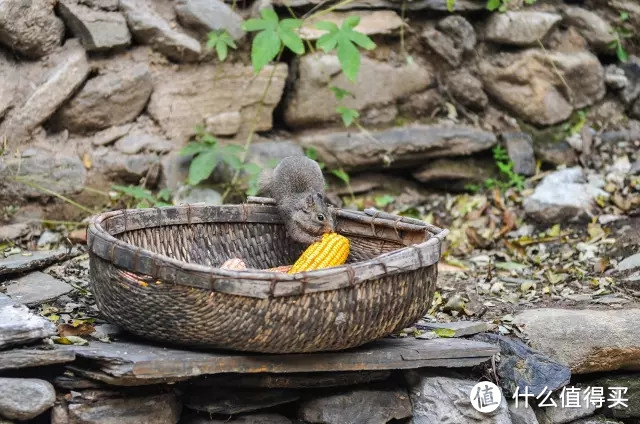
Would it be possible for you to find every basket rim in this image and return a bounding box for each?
[87,203,448,299]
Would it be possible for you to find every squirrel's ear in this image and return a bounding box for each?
[303,193,314,210]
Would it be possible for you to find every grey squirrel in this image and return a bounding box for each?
[258,156,335,245]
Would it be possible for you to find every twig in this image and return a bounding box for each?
[13,176,94,214]
[536,39,573,103]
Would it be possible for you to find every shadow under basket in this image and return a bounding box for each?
[87,199,448,353]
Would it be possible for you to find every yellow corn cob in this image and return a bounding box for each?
[288,233,350,274]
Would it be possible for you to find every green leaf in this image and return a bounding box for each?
[251,29,281,73]
[179,142,211,157]
[243,18,269,31]
[620,11,629,21]
[331,168,350,184]
[337,38,361,81]
[305,147,318,160]
[486,0,501,11]
[315,20,340,32]
[243,162,262,175]
[188,150,219,185]
[433,328,456,338]
[446,0,456,11]
[374,194,395,208]
[111,185,155,202]
[336,106,359,127]
[330,86,354,101]
[348,30,376,50]
[157,188,172,202]
[617,41,629,62]
[316,31,339,53]
[260,7,279,25]
[207,30,237,61]
[343,15,361,29]
[278,19,305,55]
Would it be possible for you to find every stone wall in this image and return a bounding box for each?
[0,0,639,217]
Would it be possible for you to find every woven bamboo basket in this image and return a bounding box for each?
[87,197,448,353]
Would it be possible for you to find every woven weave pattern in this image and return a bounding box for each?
[88,204,444,353]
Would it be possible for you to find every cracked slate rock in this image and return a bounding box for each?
[298,124,496,171]
[523,167,608,223]
[0,248,74,276]
[57,0,131,52]
[484,11,561,46]
[0,294,56,349]
[174,0,245,41]
[0,0,65,58]
[473,333,571,397]
[120,0,201,63]
[513,308,640,374]
[5,271,73,306]
[405,371,512,424]
[0,378,55,421]
[297,388,412,424]
[422,15,476,67]
[53,63,152,133]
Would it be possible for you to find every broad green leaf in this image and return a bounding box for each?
[337,38,361,81]
[206,32,220,48]
[343,15,360,29]
[157,188,172,202]
[188,150,219,185]
[349,30,376,50]
[486,0,501,11]
[216,42,228,61]
[315,20,339,32]
[316,32,338,52]
[336,106,359,127]
[305,147,318,160]
[278,19,305,55]
[223,154,243,170]
[251,29,281,73]
[243,163,262,175]
[179,142,210,157]
[331,168,350,184]
[221,144,245,155]
[617,41,629,62]
[111,185,155,201]
[260,7,279,25]
[243,18,269,31]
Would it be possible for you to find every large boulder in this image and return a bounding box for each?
[480,49,605,125]
[0,378,55,421]
[483,11,561,46]
[523,167,607,223]
[120,0,201,62]
[284,53,433,128]
[0,0,65,58]
[57,0,131,52]
[298,124,496,171]
[0,40,90,145]
[52,63,153,133]
[513,308,640,374]
[148,63,287,142]
[174,0,245,41]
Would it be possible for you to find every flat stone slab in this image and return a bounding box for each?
[0,348,75,371]
[0,248,74,276]
[0,294,56,349]
[60,337,498,385]
[5,271,73,306]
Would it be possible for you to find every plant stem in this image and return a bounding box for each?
[307,0,357,19]
[13,176,94,214]
[220,48,284,202]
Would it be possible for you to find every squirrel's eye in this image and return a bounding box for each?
[317,214,325,222]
